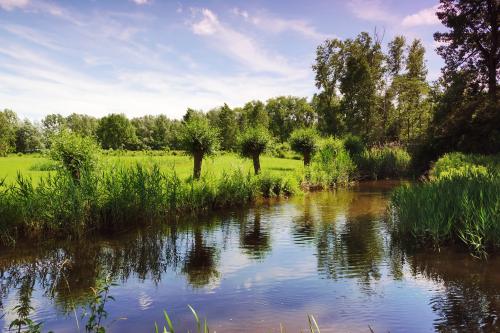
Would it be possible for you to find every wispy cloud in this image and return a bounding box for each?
[131,0,150,5]
[346,0,397,24]
[231,7,331,41]
[190,8,306,77]
[401,5,439,27]
[0,0,29,11]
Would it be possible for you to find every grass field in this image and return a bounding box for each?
[0,152,303,184]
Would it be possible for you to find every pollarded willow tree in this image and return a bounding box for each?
[179,117,220,180]
[289,128,319,166]
[238,126,271,175]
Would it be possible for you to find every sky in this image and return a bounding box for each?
[0,0,445,120]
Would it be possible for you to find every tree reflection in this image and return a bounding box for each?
[240,209,271,259]
[181,227,219,288]
[407,252,500,332]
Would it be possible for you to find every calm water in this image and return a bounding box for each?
[1,181,499,332]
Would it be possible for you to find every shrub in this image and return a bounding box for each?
[179,117,220,179]
[237,126,271,175]
[342,134,365,157]
[49,131,100,181]
[309,137,355,187]
[357,145,411,179]
[430,152,500,179]
[289,128,319,166]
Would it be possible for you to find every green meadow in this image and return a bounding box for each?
[0,152,303,184]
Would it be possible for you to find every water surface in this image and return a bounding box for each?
[1,181,499,332]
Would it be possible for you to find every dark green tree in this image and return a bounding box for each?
[0,109,18,156]
[96,114,137,150]
[265,96,316,142]
[207,104,238,151]
[15,120,43,153]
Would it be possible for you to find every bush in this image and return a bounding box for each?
[309,137,355,187]
[237,126,271,175]
[430,152,500,179]
[357,145,411,179]
[289,128,319,166]
[342,134,365,157]
[49,131,100,181]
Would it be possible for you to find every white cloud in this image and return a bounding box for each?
[346,0,397,23]
[131,0,150,5]
[0,0,29,11]
[401,5,439,27]
[190,8,306,76]
[232,7,331,41]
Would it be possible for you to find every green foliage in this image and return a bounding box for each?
[237,126,271,158]
[309,137,355,187]
[207,104,238,151]
[97,114,138,150]
[15,120,43,153]
[357,145,411,179]
[289,128,319,165]
[179,117,220,157]
[50,131,100,180]
[265,96,316,142]
[84,276,116,333]
[0,163,298,244]
[430,152,500,179]
[0,109,18,156]
[342,134,365,157]
[391,152,500,257]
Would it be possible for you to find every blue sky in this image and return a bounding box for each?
[0,0,444,120]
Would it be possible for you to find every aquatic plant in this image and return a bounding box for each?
[390,153,500,257]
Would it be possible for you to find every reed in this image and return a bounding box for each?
[0,164,297,244]
[390,153,500,257]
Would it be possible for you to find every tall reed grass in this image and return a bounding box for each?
[390,153,500,257]
[0,165,298,245]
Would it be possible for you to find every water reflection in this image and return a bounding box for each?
[0,182,499,332]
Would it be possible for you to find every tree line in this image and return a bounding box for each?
[1,0,497,167]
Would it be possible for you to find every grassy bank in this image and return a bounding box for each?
[0,164,298,245]
[390,153,500,257]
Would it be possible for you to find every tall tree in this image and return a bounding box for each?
[96,114,137,150]
[239,100,269,130]
[0,109,18,156]
[434,0,499,103]
[207,104,238,151]
[265,96,316,142]
[66,113,98,138]
[15,120,43,153]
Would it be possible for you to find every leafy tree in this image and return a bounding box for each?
[289,128,319,166]
[66,113,98,138]
[42,113,66,147]
[0,109,18,156]
[387,36,406,76]
[265,96,316,142]
[207,104,238,151]
[340,32,385,142]
[50,130,99,181]
[238,126,271,175]
[239,100,269,130]
[15,120,43,153]
[183,108,205,122]
[131,115,156,149]
[179,117,220,179]
[434,0,499,104]
[96,114,137,150]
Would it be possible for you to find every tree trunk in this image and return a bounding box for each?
[303,151,311,167]
[193,152,203,180]
[252,153,261,175]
